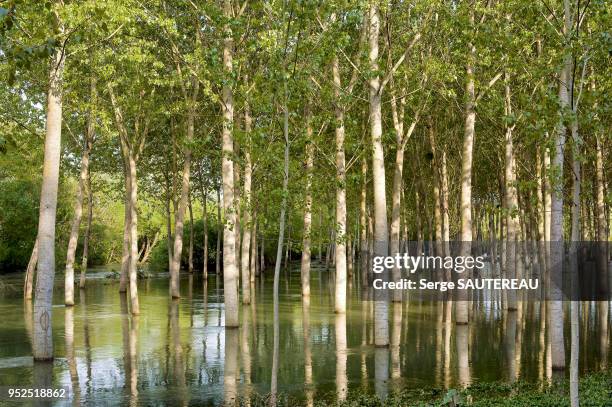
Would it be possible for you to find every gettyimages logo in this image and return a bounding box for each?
[362,240,611,301]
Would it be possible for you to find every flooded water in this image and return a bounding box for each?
[0,264,610,406]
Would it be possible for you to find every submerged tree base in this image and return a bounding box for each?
[235,370,612,407]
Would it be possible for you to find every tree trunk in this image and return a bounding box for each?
[550,0,572,369]
[201,185,209,279]
[64,75,95,305]
[120,160,131,292]
[170,78,199,298]
[221,0,239,327]
[457,17,476,324]
[24,238,38,300]
[301,106,314,297]
[188,193,194,273]
[33,45,65,361]
[127,154,140,315]
[216,186,222,275]
[250,211,257,283]
[165,172,173,272]
[241,103,253,305]
[79,174,93,289]
[332,54,348,314]
[368,2,390,347]
[569,119,580,407]
[504,75,518,311]
[359,158,368,285]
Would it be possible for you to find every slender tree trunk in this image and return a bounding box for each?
[79,174,93,289]
[550,0,572,369]
[569,119,580,407]
[332,54,348,314]
[127,154,140,315]
[457,14,476,324]
[359,158,368,285]
[201,186,209,279]
[301,106,314,297]
[221,0,239,327]
[120,156,131,293]
[241,102,253,305]
[188,193,194,273]
[595,135,608,297]
[216,186,222,275]
[504,74,518,312]
[170,79,199,298]
[33,45,65,360]
[24,238,38,300]
[165,172,173,272]
[64,75,95,305]
[368,2,390,347]
[250,210,257,283]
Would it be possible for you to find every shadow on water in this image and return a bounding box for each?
[0,264,610,405]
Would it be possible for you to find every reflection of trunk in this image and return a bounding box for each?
[456,324,471,387]
[368,2,389,347]
[303,296,313,407]
[24,238,38,300]
[241,102,253,305]
[332,54,347,314]
[221,0,238,327]
[444,300,452,387]
[65,308,80,400]
[300,107,314,297]
[241,300,252,400]
[79,175,93,289]
[65,79,94,306]
[169,299,188,405]
[504,311,517,382]
[223,328,238,406]
[391,302,402,379]
[33,43,65,361]
[374,347,389,399]
[128,315,139,406]
[335,313,348,401]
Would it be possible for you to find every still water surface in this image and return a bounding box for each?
[0,265,610,406]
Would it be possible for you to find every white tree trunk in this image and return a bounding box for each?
[368,2,389,347]
[24,238,38,300]
[332,54,347,314]
[64,119,92,306]
[241,102,252,305]
[79,173,93,289]
[221,0,239,327]
[300,107,314,297]
[33,46,65,360]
